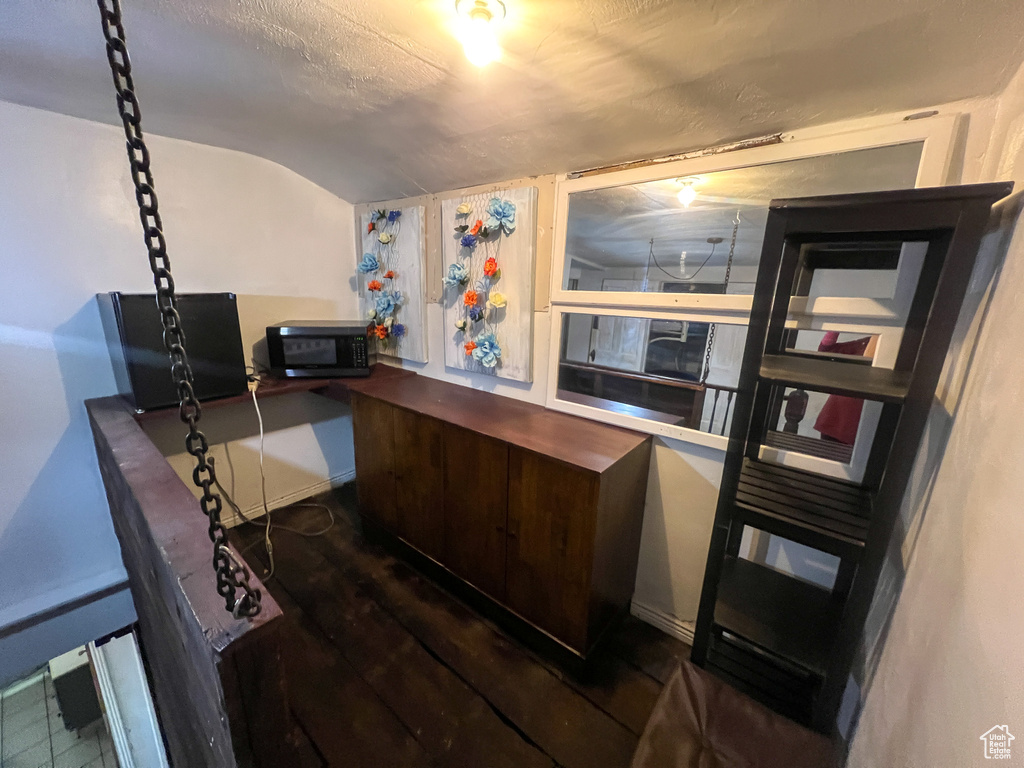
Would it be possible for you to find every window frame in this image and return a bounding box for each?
[548,115,958,314]
[546,305,907,460]
[545,114,959,455]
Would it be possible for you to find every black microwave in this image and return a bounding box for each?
[266,321,370,378]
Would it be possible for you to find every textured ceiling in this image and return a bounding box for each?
[1,0,1023,203]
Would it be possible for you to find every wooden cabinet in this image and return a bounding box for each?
[349,372,652,659]
[350,392,397,531]
[393,407,445,561]
[443,424,509,600]
[507,449,597,650]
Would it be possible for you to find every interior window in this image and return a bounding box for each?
[561,142,924,296]
[557,311,746,435]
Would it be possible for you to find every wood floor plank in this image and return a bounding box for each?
[541,649,663,737]
[243,526,555,768]
[605,615,691,685]
[296,508,641,768]
[320,488,666,734]
[228,487,687,768]
[283,615,433,768]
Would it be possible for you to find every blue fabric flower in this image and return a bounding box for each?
[468,306,484,322]
[443,262,469,287]
[375,290,402,317]
[485,198,516,235]
[461,233,478,248]
[357,253,379,273]
[387,209,402,223]
[392,323,406,338]
[472,332,502,369]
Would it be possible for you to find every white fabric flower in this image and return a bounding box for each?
[456,202,472,215]
[487,291,508,309]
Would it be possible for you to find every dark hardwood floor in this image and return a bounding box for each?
[228,485,690,768]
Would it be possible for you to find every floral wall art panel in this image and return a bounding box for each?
[441,187,537,382]
[356,204,428,363]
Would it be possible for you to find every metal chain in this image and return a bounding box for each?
[700,211,740,386]
[96,0,261,619]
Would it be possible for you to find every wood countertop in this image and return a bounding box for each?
[347,369,650,474]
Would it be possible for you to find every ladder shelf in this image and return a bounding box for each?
[691,182,1013,738]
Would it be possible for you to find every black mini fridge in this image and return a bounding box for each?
[97,292,249,412]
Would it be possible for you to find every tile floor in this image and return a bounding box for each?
[1,670,117,768]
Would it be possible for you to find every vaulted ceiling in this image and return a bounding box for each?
[2,0,1023,203]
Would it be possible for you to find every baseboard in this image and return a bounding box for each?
[221,469,356,528]
[630,600,695,646]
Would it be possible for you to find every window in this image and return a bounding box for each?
[547,115,958,452]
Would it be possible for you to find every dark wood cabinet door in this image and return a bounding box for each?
[393,408,445,561]
[351,393,397,531]
[442,424,509,600]
[506,447,599,651]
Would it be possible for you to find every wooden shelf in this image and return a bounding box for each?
[764,431,854,463]
[705,631,819,724]
[713,556,840,678]
[734,459,870,559]
[759,354,911,403]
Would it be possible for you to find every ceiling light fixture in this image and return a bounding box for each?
[676,177,700,207]
[456,0,506,67]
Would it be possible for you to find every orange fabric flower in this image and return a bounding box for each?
[483,257,498,277]
[374,324,388,339]
[367,221,375,234]
[470,219,483,236]
[384,270,395,279]
[464,341,477,355]
[463,290,479,306]
[367,279,383,291]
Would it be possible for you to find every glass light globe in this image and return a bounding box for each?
[677,184,697,207]
[462,14,501,66]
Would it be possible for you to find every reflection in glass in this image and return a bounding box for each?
[563,142,924,295]
[557,312,746,434]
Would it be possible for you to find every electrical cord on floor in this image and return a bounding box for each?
[208,368,335,580]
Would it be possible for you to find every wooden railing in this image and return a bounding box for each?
[87,395,300,768]
[702,383,739,436]
[86,364,413,767]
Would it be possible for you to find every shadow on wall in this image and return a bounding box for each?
[142,392,355,505]
[0,299,124,617]
[846,196,1024,734]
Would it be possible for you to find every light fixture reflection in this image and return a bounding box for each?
[676,178,699,207]
[456,0,505,67]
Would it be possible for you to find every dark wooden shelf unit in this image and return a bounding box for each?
[704,630,821,724]
[759,354,911,402]
[691,182,1013,738]
[348,372,653,661]
[763,430,854,463]
[734,459,870,558]
[714,555,839,677]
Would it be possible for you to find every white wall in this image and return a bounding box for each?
[0,101,357,677]
[848,65,1024,767]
